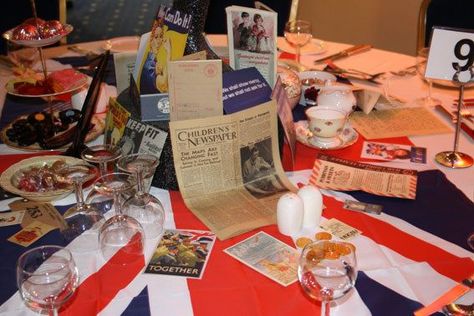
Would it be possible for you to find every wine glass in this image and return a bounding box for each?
[16,246,79,315]
[468,232,474,250]
[93,173,145,263]
[57,164,104,242]
[298,240,357,316]
[81,145,122,176]
[117,154,165,239]
[415,47,441,107]
[284,20,312,63]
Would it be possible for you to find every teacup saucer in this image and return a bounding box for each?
[295,120,359,150]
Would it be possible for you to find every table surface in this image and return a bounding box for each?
[0,35,472,316]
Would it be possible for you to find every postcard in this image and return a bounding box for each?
[145,229,216,279]
[226,6,277,87]
[361,141,427,164]
[134,5,191,95]
[104,98,131,146]
[168,59,223,121]
[0,210,25,227]
[224,231,298,286]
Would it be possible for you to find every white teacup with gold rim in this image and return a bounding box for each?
[305,105,348,148]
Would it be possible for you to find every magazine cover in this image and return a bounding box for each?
[118,117,168,157]
[104,98,131,146]
[225,6,277,87]
[135,5,191,95]
[145,229,216,279]
[224,231,298,286]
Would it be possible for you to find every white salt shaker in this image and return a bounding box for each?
[297,185,323,228]
[277,193,304,236]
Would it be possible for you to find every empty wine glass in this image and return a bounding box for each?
[298,240,357,316]
[17,246,79,316]
[81,145,122,176]
[94,173,145,263]
[284,20,312,63]
[416,47,441,107]
[57,164,104,242]
[117,154,165,239]
[468,232,474,250]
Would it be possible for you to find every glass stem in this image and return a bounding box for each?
[136,169,144,195]
[50,308,58,316]
[99,162,108,176]
[74,180,85,210]
[114,192,122,215]
[320,300,330,316]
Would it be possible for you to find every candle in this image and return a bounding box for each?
[276,193,304,236]
[297,185,323,228]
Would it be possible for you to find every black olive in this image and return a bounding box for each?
[6,128,17,139]
[16,133,37,146]
[59,109,81,124]
[12,119,28,131]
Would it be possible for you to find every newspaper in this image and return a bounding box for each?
[349,107,451,139]
[169,100,296,240]
[309,154,418,199]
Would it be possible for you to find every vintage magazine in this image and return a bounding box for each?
[224,231,298,286]
[361,141,427,164]
[135,5,191,95]
[104,98,131,146]
[349,107,451,139]
[169,100,296,240]
[118,117,168,157]
[145,229,216,279]
[309,154,418,199]
[225,6,277,87]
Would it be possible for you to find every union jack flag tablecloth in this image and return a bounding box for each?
[0,137,473,315]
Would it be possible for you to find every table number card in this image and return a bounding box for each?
[425,27,474,84]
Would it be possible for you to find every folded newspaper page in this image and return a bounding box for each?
[309,154,418,199]
[169,100,296,240]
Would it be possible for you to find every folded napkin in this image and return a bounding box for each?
[347,169,474,251]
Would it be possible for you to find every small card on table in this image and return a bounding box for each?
[361,141,427,164]
[224,231,298,287]
[9,200,67,230]
[0,210,25,227]
[145,229,216,279]
[8,220,56,247]
[320,218,362,240]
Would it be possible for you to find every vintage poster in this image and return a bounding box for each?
[310,154,418,199]
[104,98,131,146]
[118,117,168,158]
[226,6,277,87]
[145,229,216,279]
[135,5,191,95]
[224,231,298,286]
[361,141,427,164]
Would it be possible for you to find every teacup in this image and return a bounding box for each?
[305,106,348,147]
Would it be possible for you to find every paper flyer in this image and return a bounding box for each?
[145,229,216,279]
[361,141,427,164]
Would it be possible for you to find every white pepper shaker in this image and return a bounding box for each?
[277,193,304,236]
[297,185,323,228]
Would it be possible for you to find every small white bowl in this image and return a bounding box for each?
[298,71,337,105]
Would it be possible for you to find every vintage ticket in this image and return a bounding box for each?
[310,154,418,199]
[320,218,361,241]
[9,200,67,230]
[8,220,56,247]
[0,210,25,227]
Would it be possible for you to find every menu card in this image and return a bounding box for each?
[350,107,451,139]
[168,59,223,121]
[310,154,418,199]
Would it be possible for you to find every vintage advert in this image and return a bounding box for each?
[104,98,131,146]
[145,229,216,279]
[168,59,223,121]
[0,211,25,227]
[118,117,168,157]
[8,220,55,247]
[224,231,298,286]
[113,51,137,94]
[320,218,362,240]
[272,76,296,167]
[169,100,296,240]
[361,141,427,164]
[226,6,277,87]
[310,154,418,199]
[135,5,191,95]
[350,107,451,139]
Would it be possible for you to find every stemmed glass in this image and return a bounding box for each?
[284,20,312,63]
[416,47,441,107]
[298,240,357,316]
[468,233,474,250]
[93,173,145,263]
[81,145,122,176]
[117,154,165,239]
[58,164,104,242]
[16,246,79,316]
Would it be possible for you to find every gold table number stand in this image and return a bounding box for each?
[435,66,474,168]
